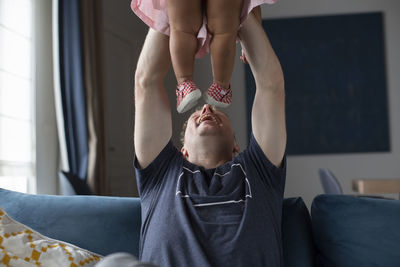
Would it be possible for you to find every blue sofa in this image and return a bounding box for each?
[1,188,399,267]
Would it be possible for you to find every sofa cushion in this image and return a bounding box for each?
[282,197,315,267]
[312,195,400,267]
[0,188,141,257]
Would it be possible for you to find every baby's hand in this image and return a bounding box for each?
[240,49,248,64]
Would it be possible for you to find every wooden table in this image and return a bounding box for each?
[352,179,400,194]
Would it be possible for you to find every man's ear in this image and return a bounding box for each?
[233,143,240,155]
[181,147,189,158]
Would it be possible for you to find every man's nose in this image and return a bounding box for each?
[201,104,214,115]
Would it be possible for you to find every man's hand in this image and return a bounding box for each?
[134,29,173,169]
[240,6,261,64]
[238,10,286,168]
[251,6,262,23]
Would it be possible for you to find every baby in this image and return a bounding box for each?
[131,0,275,113]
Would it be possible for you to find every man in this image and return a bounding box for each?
[98,7,286,267]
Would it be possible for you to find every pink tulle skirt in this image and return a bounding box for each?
[131,0,276,58]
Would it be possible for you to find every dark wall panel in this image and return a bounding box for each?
[245,12,390,155]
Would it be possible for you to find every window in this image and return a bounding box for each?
[0,0,35,193]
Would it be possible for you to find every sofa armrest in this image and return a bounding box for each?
[312,194,400,267]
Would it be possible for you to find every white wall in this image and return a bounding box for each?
[186,0,400,207]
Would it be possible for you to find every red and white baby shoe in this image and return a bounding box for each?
[176,80,202,113]
[204,82,232,108]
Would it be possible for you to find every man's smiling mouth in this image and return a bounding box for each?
[198,114,217,124]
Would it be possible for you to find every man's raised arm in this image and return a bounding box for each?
[239,11,287,168]
[134,29,172,169]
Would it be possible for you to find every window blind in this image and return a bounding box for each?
[0,0,35,193]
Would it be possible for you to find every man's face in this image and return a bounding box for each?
[183,104,236,152]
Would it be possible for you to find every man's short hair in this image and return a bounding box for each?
[180,107,202,146]
[180,119,189,146]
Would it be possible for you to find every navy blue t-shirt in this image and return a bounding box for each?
[134,134,286,267]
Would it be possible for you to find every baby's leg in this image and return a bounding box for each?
[206,0,243,89]
[167,0,203,85]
